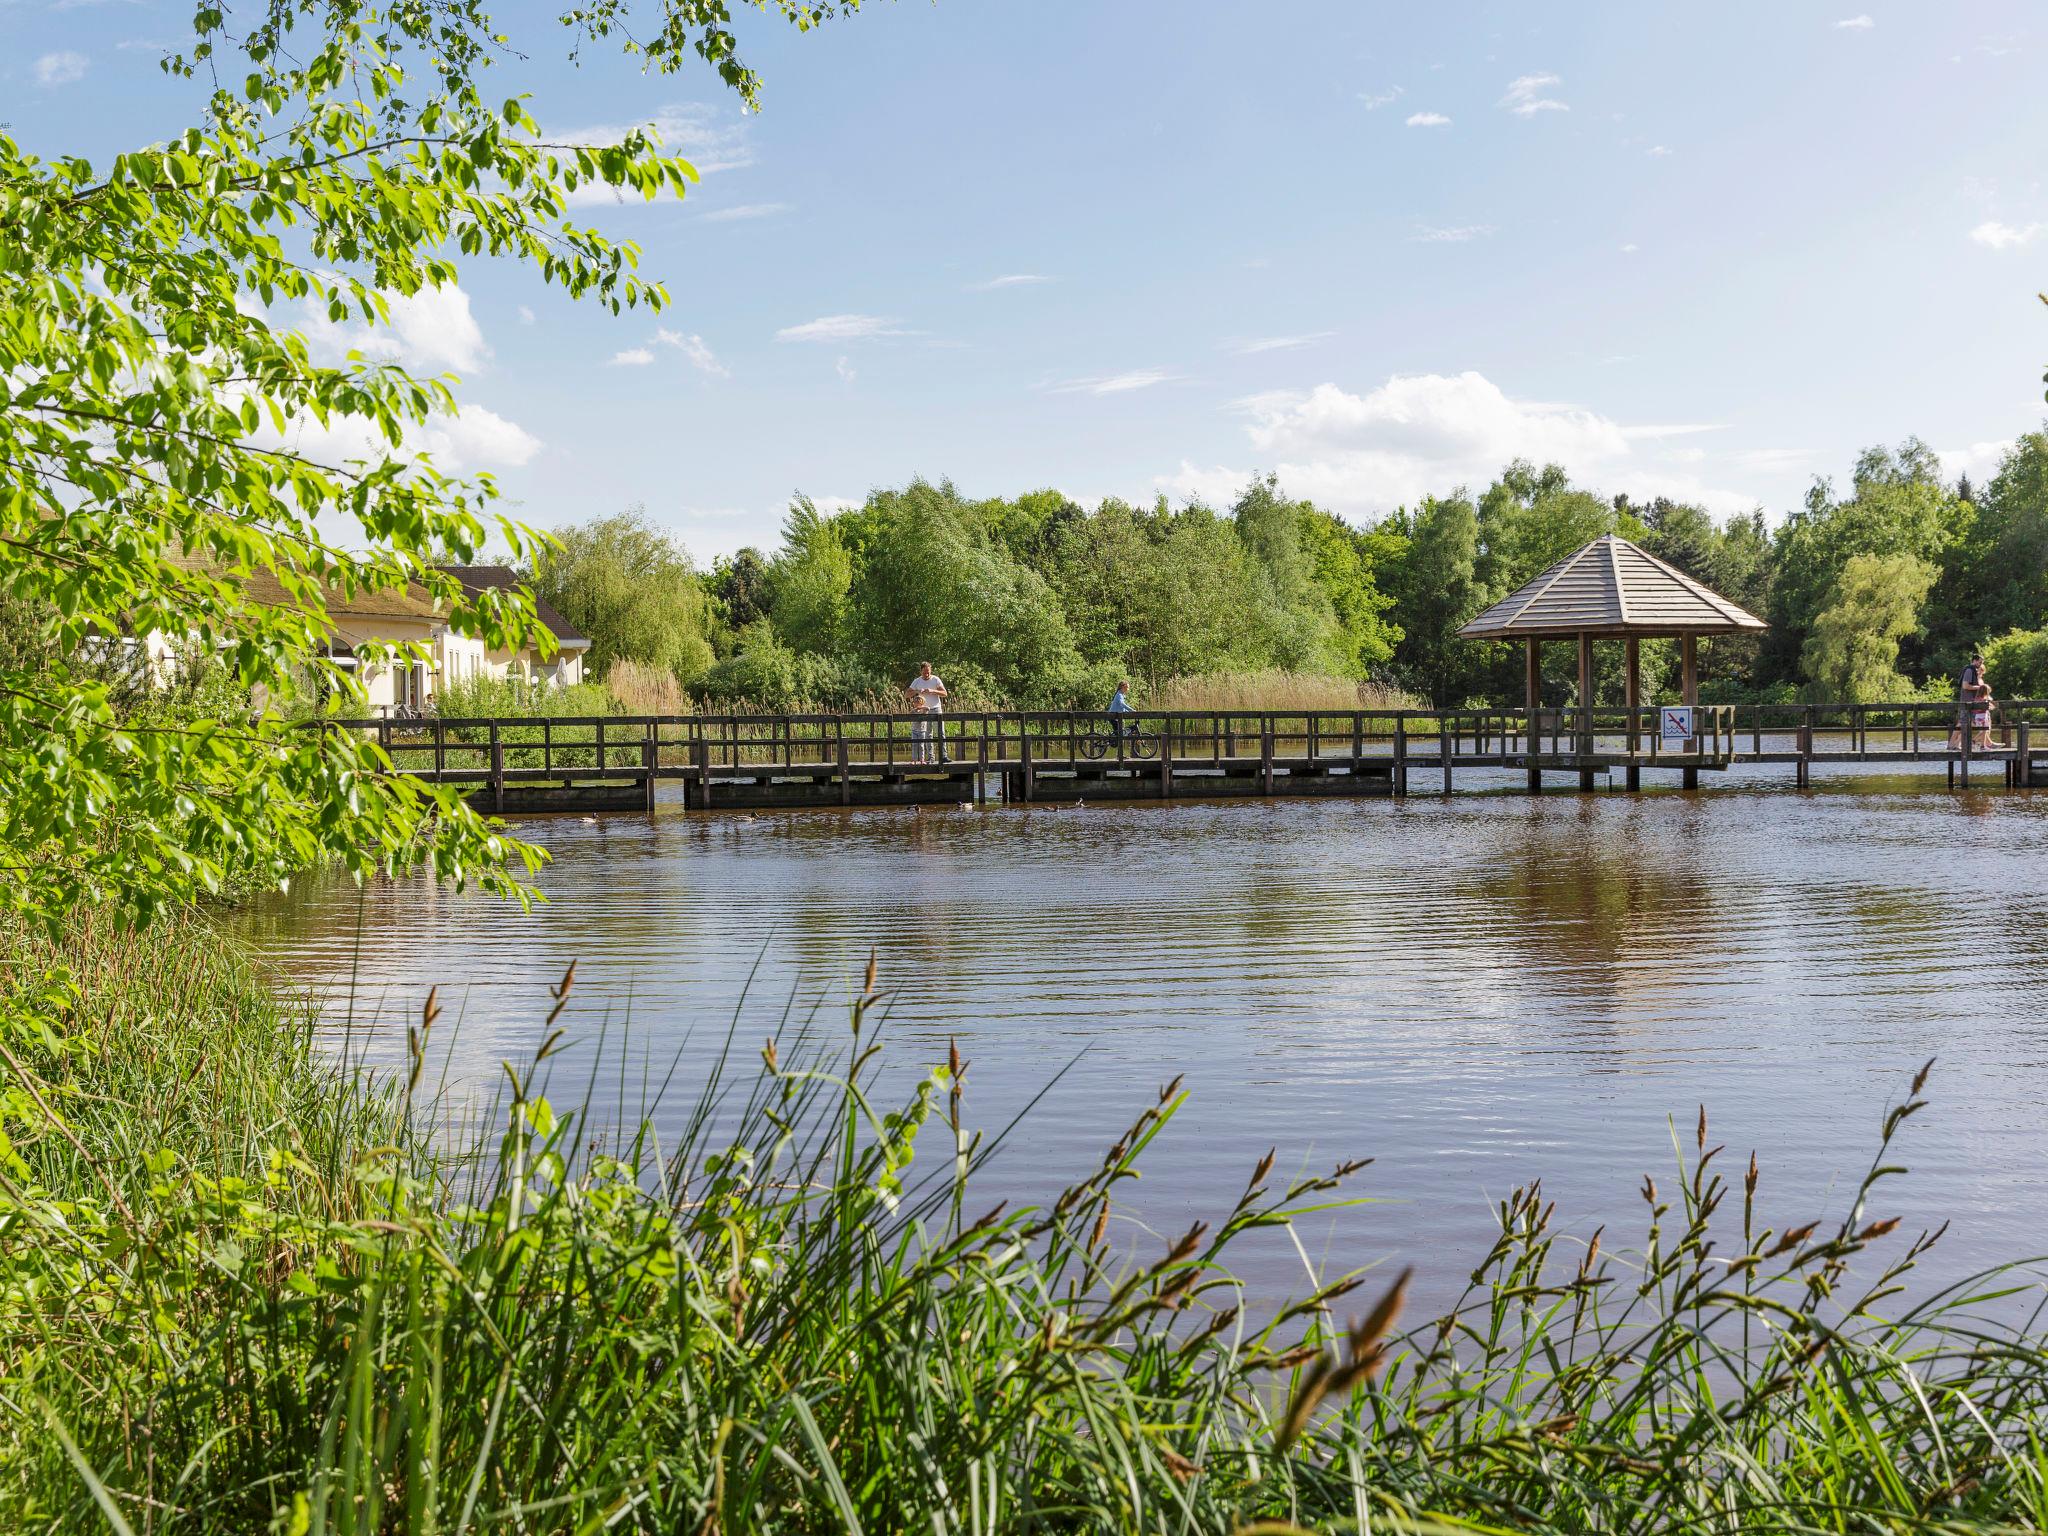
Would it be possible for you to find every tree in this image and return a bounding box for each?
[1386,493,1484,705]
[1927,431,2048,671]
[1801,553,1936,702]
[0,0,866,922]
[850,480,1081,702]
[770,496,854,656]
[1767,439,1961,686]
[531,510,716,683]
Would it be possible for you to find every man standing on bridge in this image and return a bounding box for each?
[908,661,948,764]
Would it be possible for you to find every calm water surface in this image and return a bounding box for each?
[236,767,2048,1304]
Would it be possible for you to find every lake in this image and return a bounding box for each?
[236,766,2048,1309]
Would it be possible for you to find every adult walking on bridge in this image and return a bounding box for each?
[908,661,948,764]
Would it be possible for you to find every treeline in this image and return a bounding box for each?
[529,430,2048,712]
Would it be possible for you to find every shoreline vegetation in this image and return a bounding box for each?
[517,447,2048,725]
[6,918,2047,1532]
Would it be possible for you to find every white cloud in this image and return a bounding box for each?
[256,400,540,474]
[1410,224,1495,243]
[1166,370,1758,519]
[516,305,537,326]
[836,356,856,384]
[1969,220,2040,249]
[1940,439,2013,482]
[1647,144,1673,157]
[967,273,1053,290]
[1736,447,1818,473]
[654,327,728,376]
[609,347,656,366]
[776,313,911,343]
[1621,242,1640,253]
[1049,369,1176,396]
[702,201,791,223]
[1358,86,1404,110]
[35,51,89,86]
[1835,14,1875,30]
[1500,73,1568,116]
[302,284,489,375]
[1230,332,1336,355]
[1405,111,1452,128]
[555,103,750,206]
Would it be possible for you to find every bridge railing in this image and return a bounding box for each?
[313,698,2048,780]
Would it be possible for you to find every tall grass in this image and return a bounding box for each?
[7,920,2047,1532]
[1150,670,1424,714]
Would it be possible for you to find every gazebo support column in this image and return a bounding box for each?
[1681,635,1700,791]
[1624,638,1641,792]
[1577,633,1596,792]
[1524,637,1542,795]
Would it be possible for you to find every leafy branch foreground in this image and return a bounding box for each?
[4,925,2047,1533]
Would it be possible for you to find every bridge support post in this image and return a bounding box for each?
[1262,723,1276,796]
[1442,716,1453,795]
[1797,713,1812,789]
[697,734,712,810]
[643,728,657,813]
[838,726,851,807]
[1391,716,1405,798]
[1624,638,1641,792]
[1021,729,1035,803]
[1159,719,1173,800]
[1524,638,1542,795]
[489,722,505,813]
[2020,722,2032,788]
[1681,635,1700,791]
[1577,634,1596,792]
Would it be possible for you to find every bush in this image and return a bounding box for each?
[1982,627,2048,700]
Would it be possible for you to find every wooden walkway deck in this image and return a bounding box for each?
[319,701,2048,814]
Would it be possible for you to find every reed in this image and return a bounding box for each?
[5,922,2045,1533]
[1151,669,1425,714]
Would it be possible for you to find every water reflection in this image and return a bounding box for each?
[237,783,2048,1308]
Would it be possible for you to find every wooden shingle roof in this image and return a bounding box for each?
[1458,535,1766,640]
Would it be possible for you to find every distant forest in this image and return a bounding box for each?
[528,430,2048,712]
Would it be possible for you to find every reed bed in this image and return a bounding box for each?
[4,921,2046,1533]
[1151,670,1425,714]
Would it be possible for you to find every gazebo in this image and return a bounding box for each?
[1458,534,1767,791]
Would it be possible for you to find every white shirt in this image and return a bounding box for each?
[908,675,946,713]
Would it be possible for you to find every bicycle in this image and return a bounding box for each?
[1080,720,1157,761]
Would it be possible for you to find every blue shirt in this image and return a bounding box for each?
[1107,692,1135,714]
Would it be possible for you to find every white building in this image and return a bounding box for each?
[150,563,589,716]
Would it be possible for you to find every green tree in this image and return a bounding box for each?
[1298,504,1402,676]
[1767,440,1961,686]
[770,496,855,656]
[1801,553,1937,702]
[1232,475,1344,673]
[1385,493,1485,705]
[1927,431,2048,671]
[0,0,868,922]
[851,479,1081,702]
[1981,626,2048,700]
[531,509,716,684]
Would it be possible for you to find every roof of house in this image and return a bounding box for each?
[439,565,590,649]
[175,559,445,623]
[1457,534,1768,640]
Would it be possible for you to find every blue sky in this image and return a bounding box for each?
[8,1,2046,558]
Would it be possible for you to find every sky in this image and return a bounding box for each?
[7,1,2048,560]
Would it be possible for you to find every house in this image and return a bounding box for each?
[438,565,589,691]
[148,561,588,716]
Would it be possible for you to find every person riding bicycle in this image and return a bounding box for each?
[1106,680,1138,738]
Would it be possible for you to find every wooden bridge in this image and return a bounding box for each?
[322,700,2048,814]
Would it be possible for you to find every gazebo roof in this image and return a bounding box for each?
[1457,534,1767,640]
